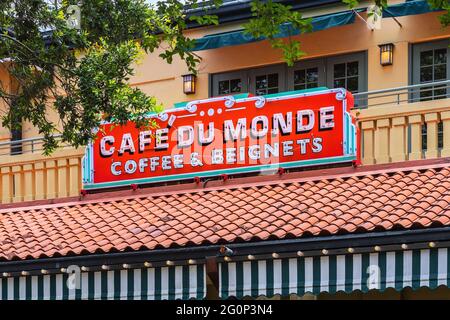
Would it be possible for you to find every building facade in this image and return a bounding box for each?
[0,0,449,300]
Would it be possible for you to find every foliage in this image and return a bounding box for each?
[0,0,218,153]
[0,0,448,154]
[344,0,449,26]
[243,0,312,67]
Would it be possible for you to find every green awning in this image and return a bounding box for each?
[192,0,442,52]
[219,248,450,298]
[0,264,205,300]
[192,10,356,51]
[383,0,442,18]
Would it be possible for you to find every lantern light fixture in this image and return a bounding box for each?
[379,43,394,66]
[182,74,196,95]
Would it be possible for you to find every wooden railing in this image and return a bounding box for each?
[0,148,84,204]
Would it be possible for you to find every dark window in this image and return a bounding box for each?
[412,39,450,101]
[327,53,367,93]
[249,65,286,96]
[293,67,319,90]
[255,73,279,95]
[438,121,443,150]
[421,123,427,151]
[211,52,367,97]
[211,70,248,97]
[10,111,22,155]
[218,78,242,95]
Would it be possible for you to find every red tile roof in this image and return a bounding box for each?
[0,158,449,261]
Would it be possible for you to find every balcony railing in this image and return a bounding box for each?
[0,134,72,156]
[353,79,450,109]
[355,80,450,165]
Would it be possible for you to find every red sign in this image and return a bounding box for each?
[82,88,358,189]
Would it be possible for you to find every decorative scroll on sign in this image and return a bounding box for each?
[82,88,358,189]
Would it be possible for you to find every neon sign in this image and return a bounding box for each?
[82,88,358,189]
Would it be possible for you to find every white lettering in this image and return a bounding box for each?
[100,136,115,157]
[272,112,292,135]
[119,133,135,155]
[320,106,335,129]
[139,131,152,152]
[224,118,247,141]
[312,137,323,153]
[282,141,293,156]
[111,162,121,175]
[198,123,214,145]
[124,160,137,174]
[211,149,224,164]
[251,116,269,138]
[178,126,194,148]
[155,128,169,150]
[162,156,171,170]
[297,110,315,133]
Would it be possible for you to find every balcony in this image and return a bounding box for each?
[0,80,448,204]
[354,80,450,165]
[0,137,83,204]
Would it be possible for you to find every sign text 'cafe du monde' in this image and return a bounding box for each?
[82,88,358,189]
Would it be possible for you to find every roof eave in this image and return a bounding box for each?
[1,226,450,275]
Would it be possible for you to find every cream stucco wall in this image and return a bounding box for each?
[127,11,449,110]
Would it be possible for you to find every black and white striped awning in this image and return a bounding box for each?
[0,265,205,300]
[219,248,450,298]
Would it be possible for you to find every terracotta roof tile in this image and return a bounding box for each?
[0,162,449,261]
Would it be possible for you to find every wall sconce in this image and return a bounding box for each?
[379,43,394,66]
[182,74,196,94]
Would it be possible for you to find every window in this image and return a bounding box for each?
[438,121,444,150]
[249,65,286,96]
[211,52,367,97]
[255,73,278,95]
[218,78,243,95]
[326,52,367,93]
[211,70,248,97]
[333,61,359,91]
[412,39,450,101]
[422,123,427,151]
[288,59,325,91]
[293,68,319,90]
